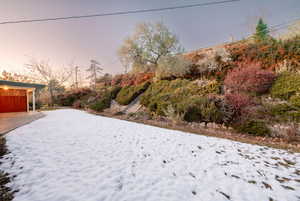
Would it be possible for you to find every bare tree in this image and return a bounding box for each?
[118,22,183,73]
[26,58,72,105]
[86,59,103,90]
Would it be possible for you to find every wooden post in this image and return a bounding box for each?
[32,89,36,112]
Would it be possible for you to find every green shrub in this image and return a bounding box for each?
[89,86,121,112]
[266,103,300,122]
[235,120,271,136]
[140,79,220,115]
[89,91,111,112]
[177,96,223,124]
[289,94,300,107]
[270,72,300,100]
[269,103,295,116]
[116,82,150,105]
[56,88,94,106]
[109,86,122,99]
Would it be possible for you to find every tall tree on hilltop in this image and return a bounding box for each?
[118,22,183,73]
[254,18,270,41]
[86,59,103,90]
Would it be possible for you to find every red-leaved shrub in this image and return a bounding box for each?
[111,73,154,87]
[111,74,124,86]
[134,72,155,85]
[224,63,276,94]
[225,93,254,118]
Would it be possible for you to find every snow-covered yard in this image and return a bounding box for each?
[0,109,299,201]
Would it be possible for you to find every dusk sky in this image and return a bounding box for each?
[0,0,299,76]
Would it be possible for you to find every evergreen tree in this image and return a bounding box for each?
[254,18,270,41]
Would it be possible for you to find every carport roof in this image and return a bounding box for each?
[0,80,45,89]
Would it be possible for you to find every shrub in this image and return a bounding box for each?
[177,96,223,125]
[225,93,254,118]
[211,95,235,125]
[116,82,150,105]
[266,103,300,122]
[184,47,231,79]
[289,94,300,107]
[89,86,122,112]
[111,74,123,86]
[270,72,300,100]
[234,120,271,136]
[72,100,82,109]
[56,88,94,106]
[227,37,300,71]
[140,79,220,115]
[89,91,111,112]
[156,55,191,80]
[111,73,154,87]
[163,105,184,124]
[109,86,122,99]
[134,72,155,85]
[224,63,276,95]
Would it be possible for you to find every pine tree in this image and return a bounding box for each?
[254,18,270,42]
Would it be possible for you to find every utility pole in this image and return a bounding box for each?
[229,34,235,42]
[74,66,80,89]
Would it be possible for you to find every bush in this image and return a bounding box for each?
[109,86,122,99]
[184,46,231,79]
[111,73,154,87]
[116,82,150,105]
[156,55,191,80]
[266,103,300,122]
[177,96,224,124]
[270,72,300,100]
[234,120,271,136]
[111,74,123,86]
[224,62,276,95]
[140,79,220,115]
[89,91,112,112]
[227,37,300,71]
[72,100,82,109]
[289,94,300,107]
[56,88,94,106]
[225,93,254,118]
[89,86,122,112]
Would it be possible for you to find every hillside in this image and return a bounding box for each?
[55,36,300,151]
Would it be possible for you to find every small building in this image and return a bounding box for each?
[0,80,45,113]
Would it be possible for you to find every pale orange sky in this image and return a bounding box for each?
[0,0,299,76]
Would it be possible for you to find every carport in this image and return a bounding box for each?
[0,80,45,113]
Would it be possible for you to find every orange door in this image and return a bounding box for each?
[0,89,27,113]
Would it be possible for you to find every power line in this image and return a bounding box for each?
[0,0,240,25]
[234,17,300,41]
[269,17,300,31]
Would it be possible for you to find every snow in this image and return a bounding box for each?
[0,109,299,201]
